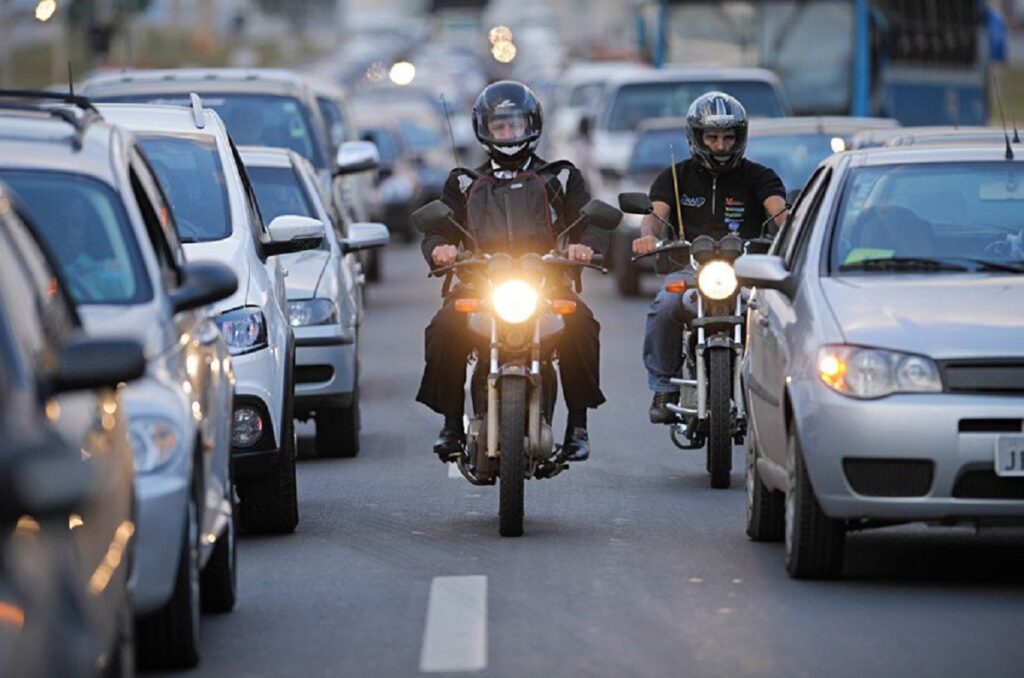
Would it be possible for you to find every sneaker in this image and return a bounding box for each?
[649,391,679,424]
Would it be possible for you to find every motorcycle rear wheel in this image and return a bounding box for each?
[707,349,733,489]
[498,378,527,537]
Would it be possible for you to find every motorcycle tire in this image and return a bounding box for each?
[498,378,527,537]
[707,348,733,489]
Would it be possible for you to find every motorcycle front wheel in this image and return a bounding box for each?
[707,348,733,489]
[498,378,527,537]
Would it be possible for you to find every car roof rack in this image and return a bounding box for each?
[0,90,102,150]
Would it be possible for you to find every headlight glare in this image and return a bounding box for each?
[214,307,267,355]
[288,298,338,327]
[129,416,182,472]
[491,280,538,324]
[697,260,738,300]
[817,346,942,398]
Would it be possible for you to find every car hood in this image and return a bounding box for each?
[820,275,1024,359]
[278,249,329,299]
[78,304,167,356]
[182,237,251,311]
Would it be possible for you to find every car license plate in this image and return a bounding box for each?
[994,435,1024,477]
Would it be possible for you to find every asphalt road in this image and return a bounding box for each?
[176,243,1024,678]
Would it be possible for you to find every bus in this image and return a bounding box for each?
[638,0,1004,125]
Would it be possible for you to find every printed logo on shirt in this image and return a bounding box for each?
[680,194,706,208]
[724,196,745,223]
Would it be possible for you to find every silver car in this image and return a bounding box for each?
[736,143,1024,579]
[0,95,239,667]
[240,146,389,457]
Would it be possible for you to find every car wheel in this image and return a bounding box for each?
[200,474,238,613]
[238,424,299,535]
[784,428,845,578]
[136,495,201,669]
[745,422,784,542]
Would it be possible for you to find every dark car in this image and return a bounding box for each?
[0,182,146,676]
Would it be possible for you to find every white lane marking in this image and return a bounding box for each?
[448,463,461,478]
[419,575,487,673]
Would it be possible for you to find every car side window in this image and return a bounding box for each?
[228,138,269,258]
[787,169,833,273]
[128,150,183,290]
[772,166,826,261]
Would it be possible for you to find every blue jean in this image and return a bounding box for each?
[643,269,699,392]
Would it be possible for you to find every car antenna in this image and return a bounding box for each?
[993,75,1015,160]
[439,93,462,167]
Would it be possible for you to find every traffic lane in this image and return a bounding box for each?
[178,243,1024,677]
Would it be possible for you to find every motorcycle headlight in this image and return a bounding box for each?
[287,298,338,327]
[697,260,738,300]
[491,280,539,324]
[818,346,943,399]
[214,307,267,355]
[129,416,182,473]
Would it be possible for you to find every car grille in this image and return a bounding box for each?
[296,365,334,384]
[940,361,1024,395]
[952,470,1024,500]
[842,459,934,497]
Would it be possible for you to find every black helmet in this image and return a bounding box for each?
[472,80,543,167]
[685,91,748,175]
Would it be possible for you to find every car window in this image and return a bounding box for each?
[831,162,1024,271]
[137,134,232,243]
[629,128,692,173]
[228,139,269,258]
[772,166,826,257]
[0,170,153,305]
[788,170,832,272]
[128,152,183,290]
[606,80,785,132]
[746,133,837,192]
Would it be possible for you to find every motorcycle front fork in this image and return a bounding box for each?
[485,318,546,460]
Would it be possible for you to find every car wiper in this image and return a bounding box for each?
[839,256,970,272]
[952,257,1024,273]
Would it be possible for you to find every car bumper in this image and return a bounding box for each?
[795,382,1024,522]
[132,471,189,615]
[293,325,355,414]
[231,344,292,480]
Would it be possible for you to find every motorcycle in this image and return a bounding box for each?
[411,198,621,536]
[618,192,772,489]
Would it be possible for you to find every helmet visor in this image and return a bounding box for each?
[477,110,539,146]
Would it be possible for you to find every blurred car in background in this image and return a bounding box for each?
[240,146,388,458]
[0,96,240,668]
[361,125,433,243]
[0,182,144,678]
[881,126,1008,148]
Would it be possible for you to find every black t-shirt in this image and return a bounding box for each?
[649,158,785,241]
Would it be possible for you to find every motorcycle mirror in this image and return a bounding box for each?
[411,200,454,234]
[580,199,622,231]
[618,192,653,215]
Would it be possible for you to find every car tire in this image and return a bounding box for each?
[784,429,845,579]
[102,576,135,678]
[315,393,359,458]
[238,424,299,534]
[136,495,201,670]
[745,422,784,542]
[200,475,237,613]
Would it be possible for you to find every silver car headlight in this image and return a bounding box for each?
[214,307,268,355]
[491,280,538,324]
[129,416,183,473]
[697,261,738,300]
[288,298,339,327]
[818,346,943,399]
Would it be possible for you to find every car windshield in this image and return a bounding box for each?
[0,171,152,305]
[98,92,327,169]
[629,128,692,172]
[137,134,232,243]
[831,163,1024,272]
[606,80,785,132]
[247,165,328,252]
[746,133,838,191]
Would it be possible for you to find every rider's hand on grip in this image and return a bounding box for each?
[632,234,658,256]
[431,244,459,267]
[566,244,594,263]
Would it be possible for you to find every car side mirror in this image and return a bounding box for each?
[578,115,593,139]
[735,254,796,297]
[343,222,390,253]
[264,215,326,256]
[618,192,653,215]
[334,140,379,176]
[0,436,97,521]
[48,336,147,397]
[411,200,454,235]
[170,261,238,313]
[580,199,622,231]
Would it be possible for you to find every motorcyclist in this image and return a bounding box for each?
[631,92,787,424]
[416,80,607,463]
